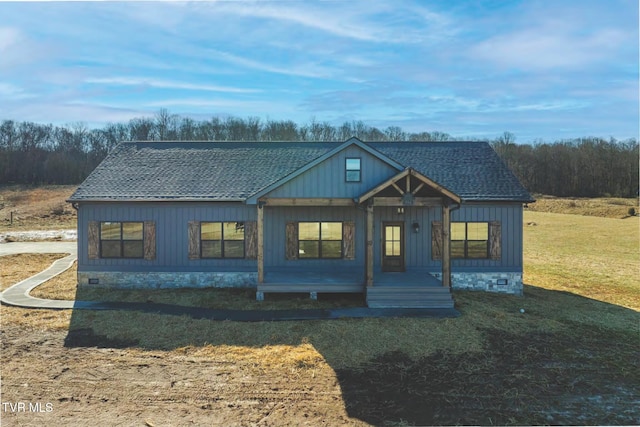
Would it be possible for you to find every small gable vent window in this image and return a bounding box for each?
[345,158,361,182]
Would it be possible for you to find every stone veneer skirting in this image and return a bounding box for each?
[431,271,523,295]
[78,270,523,294]
[78,271,258,289]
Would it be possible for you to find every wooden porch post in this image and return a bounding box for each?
[257,203,264,284]
[442,201,451,287]
[366,205,374,286]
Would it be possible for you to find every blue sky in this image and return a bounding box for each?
[1,0,637,142]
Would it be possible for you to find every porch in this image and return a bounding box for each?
[256,267,454,309]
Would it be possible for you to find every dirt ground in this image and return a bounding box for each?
[1,321,360,427]
[2,312,637,427]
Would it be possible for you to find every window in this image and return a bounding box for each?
[345,158,361,182]
[298,222,342,258]
[451,222,489,259]
[100,222,144,258]
[201,222,245,258]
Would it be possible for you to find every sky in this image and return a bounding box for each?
[0,0,638,143]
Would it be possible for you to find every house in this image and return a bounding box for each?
[67,137,534,308]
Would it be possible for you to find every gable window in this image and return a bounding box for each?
[451,222,489,259]
[201,222,245,258]
[345,158,361,182]
[100,222,144,258]
[298,222,342,258]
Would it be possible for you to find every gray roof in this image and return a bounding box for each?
[68,140,533,203]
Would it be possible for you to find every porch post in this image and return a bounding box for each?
[257,203,264,284]
[442,201,451,287]
[366,205,374,286]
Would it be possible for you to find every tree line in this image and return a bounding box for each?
[0,111,637,198]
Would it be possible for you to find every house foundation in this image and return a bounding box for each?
[77,271,257,289]
[432,271,523,295]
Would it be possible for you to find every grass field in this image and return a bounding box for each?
[0,185,77,231]
[1,190,639,425]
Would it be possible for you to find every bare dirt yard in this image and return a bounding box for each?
[1,188,639,426]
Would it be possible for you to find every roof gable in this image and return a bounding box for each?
[245,137,403,203]
[357,168,461,204]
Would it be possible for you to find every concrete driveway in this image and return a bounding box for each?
[0,241,77,257]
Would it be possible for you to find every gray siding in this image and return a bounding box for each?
[449,203,522,272]
[372,203,522,272]
[263,205,365,269]
[264,145,399,199]
[78,201,523,275]
[78,202,257,272]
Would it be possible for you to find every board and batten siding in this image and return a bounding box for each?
[446,203,522,272]
[262,205,365,268]
[264,145,399,199]
[371,203,522,272]
[78,201,523,274]
[78,202,257,272]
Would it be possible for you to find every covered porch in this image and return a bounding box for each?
[254,167,460,308]
[258,266,442,290]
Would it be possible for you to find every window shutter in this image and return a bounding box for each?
[489,221,501,260]
[88,221,100,260]
[244,221,258,260]
[285,222,298,260]
[431,221,443,260]
[143,221,156,260]
[342,221,356,260]
[188,221,201,259]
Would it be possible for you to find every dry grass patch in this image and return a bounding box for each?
[0,305,72,330]
[0,185,77,231]
[1,253,73,329]
[527,195,639,218]
[0,253,68,291]
[29,261,77,300]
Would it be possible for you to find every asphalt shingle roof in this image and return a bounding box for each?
[68,140,533,203]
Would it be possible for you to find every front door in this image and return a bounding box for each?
[382,222,405,272]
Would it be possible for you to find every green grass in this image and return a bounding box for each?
[523,211,639,310]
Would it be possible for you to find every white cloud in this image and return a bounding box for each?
[207,49,335,79]
[84,77,261,94]
[0,27,21,52]
[470,9,631,71]
[0,83,34,100]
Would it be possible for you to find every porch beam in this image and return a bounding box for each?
[390,182,404,195]
[371,197,443,207]
[411,182,426,195]
[357,169,411,202]
[257,204,264,284]
[366,205,374,286]
[408,169,461,203]
[260,198,354,206]
[442,202,451,287]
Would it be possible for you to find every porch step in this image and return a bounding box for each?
[366,286,454,309]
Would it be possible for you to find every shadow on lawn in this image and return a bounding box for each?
[63,285,640,426]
